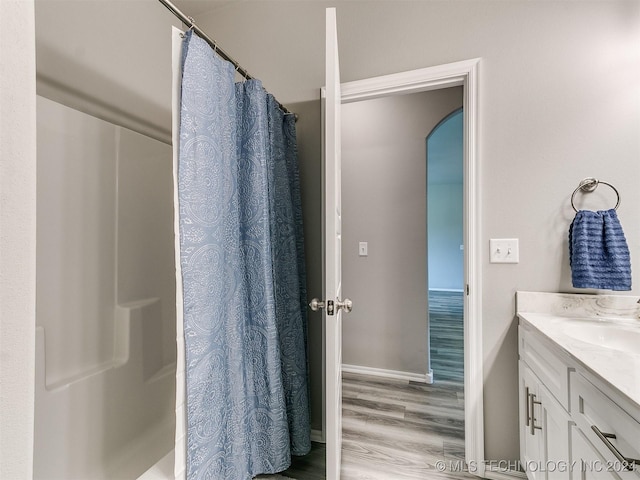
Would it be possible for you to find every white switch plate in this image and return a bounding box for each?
[359,242,368,256]
[490,238,519,263]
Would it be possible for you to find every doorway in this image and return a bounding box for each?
[332,57,484,478]
[285,56,482,480]
[341,91,462,383]
[339,91,466,478]
[427,108,465,385]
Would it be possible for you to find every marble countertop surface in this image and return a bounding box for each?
[516,291,640,411]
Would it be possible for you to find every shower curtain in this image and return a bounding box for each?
[173,30,310,480]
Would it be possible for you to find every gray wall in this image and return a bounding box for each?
[31,0,640,464]
[193,1,640,461]
[341,89,463,375]
[287,99,324,432]
[35,0,181,143]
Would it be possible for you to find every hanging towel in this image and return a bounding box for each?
[569,209,631,290]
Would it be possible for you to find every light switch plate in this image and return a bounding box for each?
[359,242,368,256]
[490,238,519,263]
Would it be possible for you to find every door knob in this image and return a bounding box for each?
[309,298,325,311]
[336,298,353,313]
[309,298,352,314]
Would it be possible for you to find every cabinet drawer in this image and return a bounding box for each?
[519,324,571,410]
[571,425,623,480]
[570,372,640,478]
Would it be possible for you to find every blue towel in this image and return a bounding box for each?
[569,209,631,290]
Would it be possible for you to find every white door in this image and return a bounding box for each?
[325,7,346,480]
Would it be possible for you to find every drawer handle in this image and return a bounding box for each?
[529,392,542,435]
[591,425,640,471]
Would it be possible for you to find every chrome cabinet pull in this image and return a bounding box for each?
[525,387,531,427]
[591,425,640,471]
[529,392,542,435]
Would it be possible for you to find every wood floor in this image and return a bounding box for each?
[429,290,464,384]
[283,291,467,479]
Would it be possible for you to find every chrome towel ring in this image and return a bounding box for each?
[571,177,620,212]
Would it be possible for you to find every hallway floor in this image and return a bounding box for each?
[339,372,469,479]
[429,290,464,384]
[285,373,470,479]
[284,290,467,479]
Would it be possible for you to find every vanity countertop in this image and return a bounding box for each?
[516,291,640,410]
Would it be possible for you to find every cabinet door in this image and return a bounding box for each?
[520,360,545,480]
[520,360,571,480]
[571,425,622,480]
[539,383,571,480]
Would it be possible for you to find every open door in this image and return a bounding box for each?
[318,7,350,480]
[325,7,342,480]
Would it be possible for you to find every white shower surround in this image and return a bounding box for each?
[34,96,176,479]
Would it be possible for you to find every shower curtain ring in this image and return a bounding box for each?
[235,63,247,80]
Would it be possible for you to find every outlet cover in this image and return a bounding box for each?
[490,238,519,263]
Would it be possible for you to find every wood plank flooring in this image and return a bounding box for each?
[283,291,466,479]
[284,375,469,479]
[429,290,464,384]
[339,372,469,479]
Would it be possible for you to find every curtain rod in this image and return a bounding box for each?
[158,0,296,118]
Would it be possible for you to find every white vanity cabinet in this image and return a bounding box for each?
[570,425,620,480]
[518,319,640,480]
[569,371,640,480]
[519,360,544,480]
[519,324,572,480]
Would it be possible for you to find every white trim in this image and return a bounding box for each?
[342,364,433,384]
[319,86,327,470]
[334,58,484,476]
[428,288,465,293]
[340,59,479,104]
[310,429,325,444]
[462,58,484,478]
[483,468,528,480]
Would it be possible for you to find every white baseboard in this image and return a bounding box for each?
[310,429,324,444]
[342,364,433,384]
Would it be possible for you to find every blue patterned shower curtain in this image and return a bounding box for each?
[177,31,311,480]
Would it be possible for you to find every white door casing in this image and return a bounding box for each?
[338,58,484,475]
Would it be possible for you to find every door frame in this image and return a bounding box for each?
[322,57,484,474]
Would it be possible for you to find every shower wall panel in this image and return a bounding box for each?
[36,96,117,386]
[34,96,176,479]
